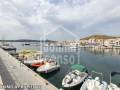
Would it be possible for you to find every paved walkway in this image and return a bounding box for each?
[0,75,5,90]
[0,59,17,90]
[0,48,58,90]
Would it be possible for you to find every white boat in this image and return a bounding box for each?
[23,59,44,65]
[108,71,120,90]
[62,70,88,88]
[36,61,60,73]
[80,77,108,90]
[62,64,88,88]
[108,83,120,90]
[80,71,108,90]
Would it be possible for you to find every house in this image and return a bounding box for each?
[79,35,117,47]
[104,39,115,47]
[104,38,120,48]
[114,38,120,47]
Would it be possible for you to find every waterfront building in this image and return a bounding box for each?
[79,35,118,48]
[104,38,120,48]
[104,39,116,47]
[114,38,120,47]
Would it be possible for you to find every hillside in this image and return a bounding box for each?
[80,35,117,40]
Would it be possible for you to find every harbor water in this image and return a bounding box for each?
[12,42,120,90]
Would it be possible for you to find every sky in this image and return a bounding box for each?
[0,0,120,40]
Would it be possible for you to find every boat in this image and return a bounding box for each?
[31,61,45,68]
[80,71,108,90]
[0,43,16,51]
[62,64,88,88]
[23,59,44,65]
[36,60,60,74]
[108,71,120,90]
[18,50,43,64]
[108,83,120,90]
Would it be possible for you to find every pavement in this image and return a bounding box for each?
[0,75,5,90]
[0,57,17,90]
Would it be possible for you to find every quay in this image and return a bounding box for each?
[0,75,5,90]
[0,48,58,90]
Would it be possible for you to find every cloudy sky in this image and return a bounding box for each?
[0,0,120,40]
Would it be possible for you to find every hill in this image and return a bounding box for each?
[80,35,117,40]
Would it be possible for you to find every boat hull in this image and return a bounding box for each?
[37,65,60,74]
[23,60,44,65]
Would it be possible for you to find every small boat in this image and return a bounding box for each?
[23,59,44,65]
[24,43,30,46]
[18,50,43,64]
[108,83,120,90]
[80,71,108,90]
[36,60,60,74]
[108,71,120,90]
[80,77,108,90]
[62,64,88,88]
[31,61,45,68]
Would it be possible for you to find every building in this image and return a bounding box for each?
[104,38,120,48]
[79,35,120,48]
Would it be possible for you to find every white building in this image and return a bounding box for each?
[104,38,120,48]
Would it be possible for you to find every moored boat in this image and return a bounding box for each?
[31,61,45,68]
[62,64,88,88]
[80,71,108,90]
[18,49,43,65]
[36,60,60,74]
[23,59,44,65]
[108,71,120,90]
[108,83,120,90]
[80,77,108,90]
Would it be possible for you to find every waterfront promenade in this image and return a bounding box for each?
[0,48,58,90]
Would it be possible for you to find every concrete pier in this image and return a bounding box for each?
[0,75,5,90]
[0,48,58,90]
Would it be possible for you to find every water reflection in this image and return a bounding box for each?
[83,48,120,56]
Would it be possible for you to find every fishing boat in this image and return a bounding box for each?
[80,71,108,90]
[62,64,88,88]
[108,71,120,90]
[36,60,60,74]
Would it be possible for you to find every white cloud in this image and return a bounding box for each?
[0,0,120,40]
[54,0,120,27]
[25,15,48,25]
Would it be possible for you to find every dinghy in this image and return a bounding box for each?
[36,60,60,74]
[62,64,88,88]
[80,71,108,90]
[108,71,120,90]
